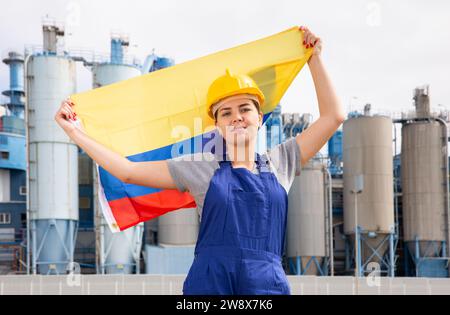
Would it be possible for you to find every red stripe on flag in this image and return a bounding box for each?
[108,190,197,231]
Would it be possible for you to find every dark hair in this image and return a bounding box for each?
[214,99,262,121]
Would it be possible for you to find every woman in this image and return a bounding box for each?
[55,26,345,295]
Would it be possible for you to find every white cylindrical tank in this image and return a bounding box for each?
[343,116,395,263]
[401,121,447,254]
[27,55,78,274]
[287,159,327,275]
[91,63,144,274]
[103,224,143,274]
[158,209,199,245]
[92,64,141,88]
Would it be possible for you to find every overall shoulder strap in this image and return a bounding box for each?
[257,153,271,173]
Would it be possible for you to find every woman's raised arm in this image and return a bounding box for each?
[296,26,346,167]
[55,99,177,190]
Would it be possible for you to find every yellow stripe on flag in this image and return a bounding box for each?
[71,26,312,157]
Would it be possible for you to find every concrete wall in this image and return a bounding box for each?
[0,275,449,295]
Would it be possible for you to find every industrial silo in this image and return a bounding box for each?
[27,23,78,274]
[287,159,332,275]
[343,114,396,277]
[158,210,199,245]
[91,35,144,274]
[0,51,27,274]
[400,86,449,277]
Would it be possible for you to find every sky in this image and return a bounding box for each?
[0,0,449,120]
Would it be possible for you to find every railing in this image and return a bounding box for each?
[347,106,450,123]
[0,126,25,135]
[24,45,141,68]
[73,49,140,67]
[24,45,68,57]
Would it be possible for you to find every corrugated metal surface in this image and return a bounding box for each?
[401,121,446,242]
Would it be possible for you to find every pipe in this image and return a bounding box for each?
[24,52,32,275]
[325,168,334,276]
[389,233,395,277]
[393,124,400,238]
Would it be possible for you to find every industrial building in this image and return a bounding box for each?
[0,20,449,294]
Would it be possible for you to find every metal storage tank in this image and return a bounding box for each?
[343,115,396,276]
[400,86,449,277]
[101,220,143,274]
[402,122,446,244]
[27,24,78,274]
[287,159,331,275]
[158,209,199,245]
[92,63,141,88]
[92,38,144,274]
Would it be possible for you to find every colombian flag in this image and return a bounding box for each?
[71,26,312,233]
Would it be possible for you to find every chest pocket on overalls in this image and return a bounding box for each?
[226,187,269,238]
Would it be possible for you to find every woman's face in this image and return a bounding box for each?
[214,94,263,146]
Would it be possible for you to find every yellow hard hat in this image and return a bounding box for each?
[206,69,265,119]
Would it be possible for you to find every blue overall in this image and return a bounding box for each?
[183,153,291,295]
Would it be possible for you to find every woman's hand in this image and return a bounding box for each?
[299,26,322,58]
[54,98,84,135]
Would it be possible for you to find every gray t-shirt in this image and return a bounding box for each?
[167,137,302,221]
